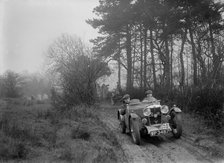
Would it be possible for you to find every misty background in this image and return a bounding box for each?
[0,0,119,89]
[1,0,97,72]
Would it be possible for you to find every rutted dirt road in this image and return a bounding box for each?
[97,104,224,163]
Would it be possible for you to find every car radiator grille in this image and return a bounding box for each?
[149,107,161,125]
[149,116,161,124]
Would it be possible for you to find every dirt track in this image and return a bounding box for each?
[98,104,224,163]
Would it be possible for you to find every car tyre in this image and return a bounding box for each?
[130,118,141,145]
[170,112,182,138]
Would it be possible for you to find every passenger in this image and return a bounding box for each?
[143,90,157,103]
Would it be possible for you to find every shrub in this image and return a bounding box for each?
[0,133,28,160]
[188,88,224,129]
[71,125,90,141]
[0,111,38,143]
[57,140,90,162]
[0,103,59,160]
[93,146,117,163]
[57,146,73,161]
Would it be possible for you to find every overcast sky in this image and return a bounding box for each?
[0,0,99,74]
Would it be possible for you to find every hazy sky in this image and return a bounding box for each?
[0,0,99,74]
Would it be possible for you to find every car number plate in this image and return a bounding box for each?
[150,130,168,136]
[161,123,169,130]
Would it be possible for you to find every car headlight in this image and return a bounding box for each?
[161,105,169,114]
[142,118,147,124]
[143,107,151,116]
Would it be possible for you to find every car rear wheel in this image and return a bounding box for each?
[130,119,141,145]
[170,112,182,138]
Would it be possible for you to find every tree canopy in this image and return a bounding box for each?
[88,0,224,92]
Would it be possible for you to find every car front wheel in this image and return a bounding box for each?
[130,118,141,145]
[170,112,182,138]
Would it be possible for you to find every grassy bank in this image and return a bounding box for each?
[0,99,125,162]
[182,112,224,160]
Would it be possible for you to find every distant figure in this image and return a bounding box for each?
[143,90,157,103]
[111,92,115,105]
[23,96,33,106]
[100,84,109,100]
[111,89,122,105]
[31,95,35,101]
[42,94,49,100]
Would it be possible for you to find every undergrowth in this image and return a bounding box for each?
[0,99,122,162]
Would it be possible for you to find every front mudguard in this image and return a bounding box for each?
[170,106,182,113]
[169,106,182,121]
[128,113,141,131]
[130,113,139,120]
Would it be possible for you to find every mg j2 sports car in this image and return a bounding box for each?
[117,99,182,145]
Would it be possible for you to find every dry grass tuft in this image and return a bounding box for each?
[71,126,91,140]
[0,100,123,162]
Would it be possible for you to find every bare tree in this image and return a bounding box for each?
[47,34,110,106]
[0,71,23,98]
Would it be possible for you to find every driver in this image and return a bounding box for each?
[143,90,157,102]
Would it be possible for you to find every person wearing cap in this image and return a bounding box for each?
[143,90,157,102]
[122,94,130,104]
[120,94,130,115]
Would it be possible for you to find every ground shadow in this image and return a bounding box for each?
[141,133,178,146]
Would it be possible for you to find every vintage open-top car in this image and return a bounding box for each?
[117,99,182,145]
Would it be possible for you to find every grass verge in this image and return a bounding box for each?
[182,112,224,160]
[0,99,124,162]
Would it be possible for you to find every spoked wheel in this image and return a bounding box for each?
[170,112,182,138]
[130,119,141,145]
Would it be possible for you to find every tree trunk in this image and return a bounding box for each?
[170,35,174,89]
[140,26,143,89]
[188,27,198,86]
[150,29,157,89]
[144,28,147,89]
[126,25,132,92]
[209,20,219,83]
[132,29,138,85]
[118,33,121,92]
[179,29,187,87]
[164,38,170,89]
[186,52,189,86]
[197,38,206,85]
